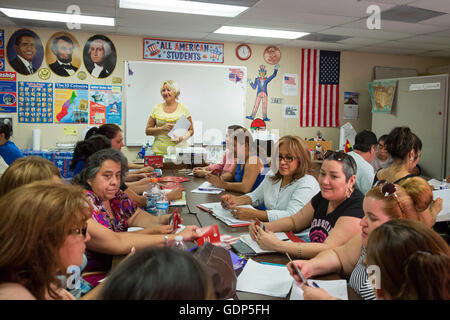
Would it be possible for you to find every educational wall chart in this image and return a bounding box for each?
[18,81,53,123]
[0,71,17,113]
[89,85,122,125]
[54,83,89,124]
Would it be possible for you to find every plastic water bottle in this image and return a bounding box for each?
[145,178,160,215]
[156,189,169,216]
[172,235,187,251]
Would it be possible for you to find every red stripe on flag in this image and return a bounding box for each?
[335,85,340,127]
[318,84,322,127]
[329,85,334,127]
[312,49,317,127]
[306,50,311,127]
[300,49,304,127]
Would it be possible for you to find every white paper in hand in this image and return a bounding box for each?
[168,115,190,141]
[289,279,348,300]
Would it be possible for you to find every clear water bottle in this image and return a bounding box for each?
[172,235,187,250]
[156,189,169,216]
[145,178,160,215]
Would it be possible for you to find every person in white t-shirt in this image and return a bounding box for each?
[348,130,378,194]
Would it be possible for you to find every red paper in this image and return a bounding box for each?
[159,176,190,183]
[196,224,220,246]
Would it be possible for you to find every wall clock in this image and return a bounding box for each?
[236,44,252,61]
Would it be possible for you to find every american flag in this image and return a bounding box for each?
[284,76,296,85]
[300,49,340,127]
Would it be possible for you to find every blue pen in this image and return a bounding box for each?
[259,261,286,267]
[312,282,320,288]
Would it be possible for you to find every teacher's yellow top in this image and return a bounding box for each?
[150,102,191,155]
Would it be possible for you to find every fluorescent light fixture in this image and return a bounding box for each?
[119,0,248,17]
[215,26,309,39]
[0,8,115,26]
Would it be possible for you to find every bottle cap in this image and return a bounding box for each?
[150,178,159,183]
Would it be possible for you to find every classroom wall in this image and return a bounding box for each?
[3,25,450,163]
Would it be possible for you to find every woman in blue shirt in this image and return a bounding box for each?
[0,122,23,166]
[205,127,267,194]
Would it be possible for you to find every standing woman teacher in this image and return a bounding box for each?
[145,80,194,155]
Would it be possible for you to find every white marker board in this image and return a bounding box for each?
[124,61,247,146]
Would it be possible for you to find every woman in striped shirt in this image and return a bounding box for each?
[287,176,440,300]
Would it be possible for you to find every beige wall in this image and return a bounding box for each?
[3,25,450,162]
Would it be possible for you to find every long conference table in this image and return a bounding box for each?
[147,169,362,301]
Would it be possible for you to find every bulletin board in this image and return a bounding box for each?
[124,61,247,146]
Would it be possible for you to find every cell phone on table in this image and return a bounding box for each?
[286,253,307,285]
[254,218,266,231]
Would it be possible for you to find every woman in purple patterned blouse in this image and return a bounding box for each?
[73,148,199,272]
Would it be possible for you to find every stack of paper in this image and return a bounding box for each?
[191,182,225,194]
[240,233,290,254]
[236,259,293,298]
[433,189,450,222]
[199,202,252,227]
[289,279,348,300]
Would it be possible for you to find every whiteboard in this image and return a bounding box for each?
[124,61,247,146]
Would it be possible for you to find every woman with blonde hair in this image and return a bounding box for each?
[366,219,449,300]
[220,135,320,222]
[0,182,91,300]
[145,80,194,155]
[287,176,441,300]
[0,156,61,197]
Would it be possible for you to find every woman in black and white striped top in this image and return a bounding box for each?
[287,176,440,300]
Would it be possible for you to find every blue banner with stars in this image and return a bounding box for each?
[143,38,224,63]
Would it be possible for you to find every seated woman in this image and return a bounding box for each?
[72,148,198,272]
[373,127,422,185]
[0,156,61,196]
[287,176,441,300]
[85,124,154,180]
[71,135,181,209]
[366,219,449,300]
[205,128,268,193]
[249,151,364,258]
[193,124,243,178]
[98,247,215,300]
[220,135,320,222]
[0,182,90,300]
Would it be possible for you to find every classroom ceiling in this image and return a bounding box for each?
[2,0,450,57]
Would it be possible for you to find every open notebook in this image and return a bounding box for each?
[198,202,253,227]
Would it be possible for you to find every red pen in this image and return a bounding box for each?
[197,204,213,215]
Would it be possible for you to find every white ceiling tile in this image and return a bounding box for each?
[323,26,413,40]
[410,0,450,14]
[203,33,251,43]
[360,0,417,4]
[235,7,359,26]
[244,36,288,46]
[117,27,208,40]
[341,18,449,34]
[419,14,450,26]
[427,29,450,37]
[256,0,394,18]
[399,35,450,45]
[376,40,450,50]
[353,46,427,55]
[288,39,359,51]
[337,37,388,45]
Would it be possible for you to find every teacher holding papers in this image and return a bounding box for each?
[145,80,194,155]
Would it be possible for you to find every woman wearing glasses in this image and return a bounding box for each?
[0,182,90,300]
[248,151,364,258]
[220,135,319,222]
[72,148,199,273]
[287,176,439,300]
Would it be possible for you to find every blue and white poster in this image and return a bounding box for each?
[89,85,122,125]
[143,38,224,63]
[18,81,53,123]
[0,71,16,113]
[0,29,5,71]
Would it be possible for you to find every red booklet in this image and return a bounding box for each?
[159,176,190,183]
[196,224,221,246]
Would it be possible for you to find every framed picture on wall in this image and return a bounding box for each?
[83,35,116,79]
[7,29,44,75]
